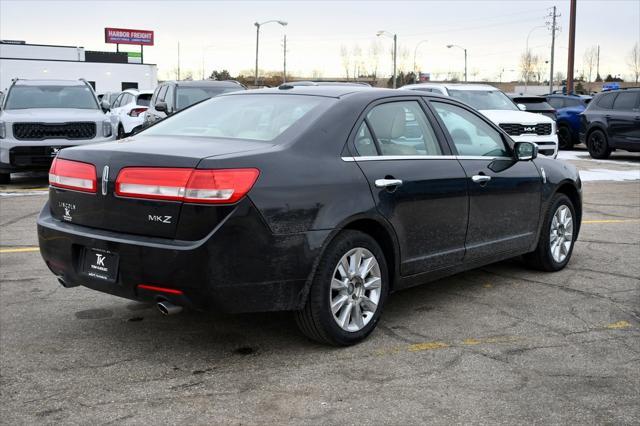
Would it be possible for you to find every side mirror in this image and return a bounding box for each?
[514,141,538,161]
[517,103,527,111]
[155,101,168,113]
[100,100,110,112]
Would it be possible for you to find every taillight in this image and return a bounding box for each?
[115,168,259,204]
[49,158,97,193]
[129,107,148,117]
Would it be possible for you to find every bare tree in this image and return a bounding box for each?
[368,40,381,78]
[583,46,597,82]
[352,44,363,79]
[340,44,351,79]
[628,42,640,83]
[520,50,539,83]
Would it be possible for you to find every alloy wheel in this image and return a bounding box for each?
[330,247,382,332]
[549,205,573,263]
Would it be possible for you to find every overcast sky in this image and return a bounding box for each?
[1,0,639,82]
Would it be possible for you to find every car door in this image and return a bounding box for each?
[429,100,542,260]
[609,91,640,148]
[349,99,469,276]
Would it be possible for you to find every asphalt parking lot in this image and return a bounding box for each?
[1,148,639,424]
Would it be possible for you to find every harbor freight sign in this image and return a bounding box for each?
[104,28,154,46]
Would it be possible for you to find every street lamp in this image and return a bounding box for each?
[254,20,287,86]
[413,40,428,83]
[447,44,467,82]
[377,30,397,88]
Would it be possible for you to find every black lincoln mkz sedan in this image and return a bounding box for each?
[38,86,582,345]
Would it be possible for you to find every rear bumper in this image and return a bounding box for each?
[37,199,329,313]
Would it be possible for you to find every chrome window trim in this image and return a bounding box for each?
[341,155,514,162]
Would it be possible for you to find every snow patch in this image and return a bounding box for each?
[579,169,640,182]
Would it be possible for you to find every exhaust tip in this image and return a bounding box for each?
[157,300,183,316]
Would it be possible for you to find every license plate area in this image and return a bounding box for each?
[82,248,119,282]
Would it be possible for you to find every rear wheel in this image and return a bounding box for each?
[0,172,10,184]
[557,125,574,150]
[524,193,576,271]
[587,129,611,159]
[295,230,388,346]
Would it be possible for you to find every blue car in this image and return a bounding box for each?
[545,94,593,149]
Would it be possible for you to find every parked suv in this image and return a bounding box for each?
[143,80,245,128]
[110,89,153,138]
[546,94,592,149]
[401,83,558,157]
[0,79,115,183]
[580,88,640,159]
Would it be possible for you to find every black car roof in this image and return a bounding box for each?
[163,80,244,88]
[229,86,451,100]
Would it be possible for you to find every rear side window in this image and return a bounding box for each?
[547,97,564,109]
[597,93,616,109]
[366,101,442,156]
[612,92,638,111]
[432,102,509,157]
[354,123,378,156]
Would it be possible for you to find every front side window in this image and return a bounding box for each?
[5,85,99,110]
[156,86,168,103]
[432,102,509,157]
[612,92,638,111]
[143,94,330,142]
[448,89,518,111]
[365,101,442,156]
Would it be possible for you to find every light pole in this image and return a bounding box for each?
[254,20,287,86]
[447,44,467,82]
[413,40,428,83]
[377,30,397,88]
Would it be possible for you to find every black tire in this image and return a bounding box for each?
[524,193,576,272]
[117,125,126,140]
[0,173,10,184]
[295,230,389,346]
[587,129,611,159]
[557,125,574,150]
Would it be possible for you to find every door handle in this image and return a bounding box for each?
[471,175,492,184]
[375,178,403,188]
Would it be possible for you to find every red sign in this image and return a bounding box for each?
[104,28,154,46]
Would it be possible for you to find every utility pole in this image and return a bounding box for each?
[547,6,560,94]
[566,0,577,94]
[283,34,287,83]
[393,34,397,88]
[177,42,181,80]
[596,44,600,80]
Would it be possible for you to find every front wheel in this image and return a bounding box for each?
[295,230,388,346]
[524,193,576,271]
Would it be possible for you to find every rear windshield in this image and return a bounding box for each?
[5,85,98,110]
[448,90,518,111]
[176,86,243,110]
[144,94,330,142]
[137,93,152,107]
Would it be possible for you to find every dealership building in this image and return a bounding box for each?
[0,39,158,93]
